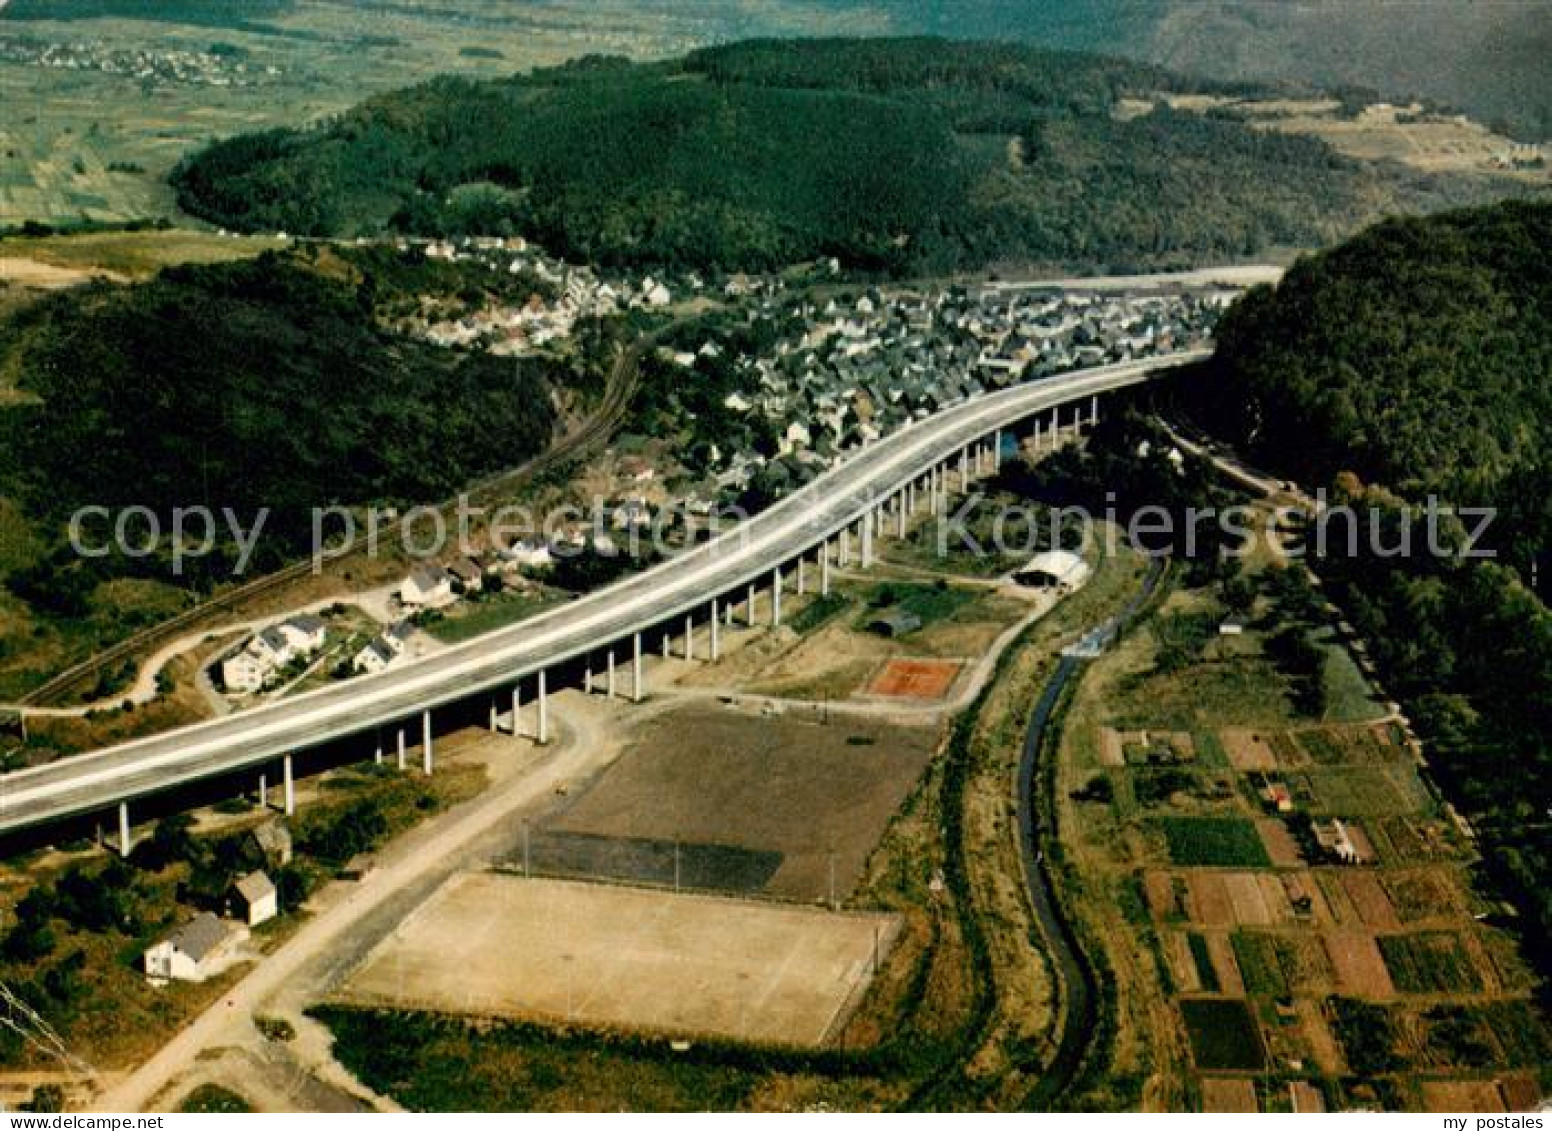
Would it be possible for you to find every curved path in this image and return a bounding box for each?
[0,351,1208,838]
[1,588,399,719]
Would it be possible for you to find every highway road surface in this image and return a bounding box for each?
[0,350,1210,837]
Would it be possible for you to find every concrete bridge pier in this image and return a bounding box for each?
[421,709,433,775]
[606,648,617,698]
[118,801,131,858]
[747,581,758,626]
[861,511,874,568]
[684,613,695,662]
[283,752,295,815]
[512,683,523,737]
[839,527,850,566]
[633,633,645,702]
[771,567,783,626]
[537,670,549,745]
[796,555,807,595]
[821,539,832,596]
[710,599,721,660]
[397,726,406,771]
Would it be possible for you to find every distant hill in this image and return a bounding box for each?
[865,1,1552,141]
[0,0,291,26]
[172,37,1517,276]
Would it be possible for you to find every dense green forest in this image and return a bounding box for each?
[0,251,562,621]
[1189,199,1552,572]
[172,37,1504,275]
[1176,199,1552,982]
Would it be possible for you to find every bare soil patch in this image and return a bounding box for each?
[1200,1076,1258,1112]
[1257,818,1304,867]
[543,704,938,901]
[1220,729,1277,771]
[1420,1080,1506,1113]
[1322,931,1395,997]
[1223,872,1273,926]
[1341,872,1402,932]
[1206,935,1245,997]
[1188,872,1235,927]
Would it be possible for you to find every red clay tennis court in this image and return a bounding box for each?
[867,659,961,700]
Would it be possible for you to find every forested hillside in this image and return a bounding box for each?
[870,1,1552,140]
[0,252,569,694]
[1177,199,1552,977]
[172,38,1502,275]
[1190,199,1552,566]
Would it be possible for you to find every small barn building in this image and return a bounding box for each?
[230,870,278,927]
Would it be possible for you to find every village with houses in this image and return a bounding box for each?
[190,242,1237,706]
[389,234,1232,521]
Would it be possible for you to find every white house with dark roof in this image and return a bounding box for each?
[352,637,397,676]
[399,566,454,610]
[352,620,417,676]
[280,613,327,652]
[218,614,327,691]
[500,538,553,570]
[220,614,328,694]
[143,913,238,983]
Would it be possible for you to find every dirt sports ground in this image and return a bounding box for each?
[866,658,961,700]
[338,873,899,1046]
[532,704,939,901]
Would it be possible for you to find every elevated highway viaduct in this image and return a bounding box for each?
[0,350,1210,852]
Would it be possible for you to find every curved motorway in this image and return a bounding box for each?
[0,350,1208,837]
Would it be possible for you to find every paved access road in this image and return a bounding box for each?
[0,350,1210,836]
